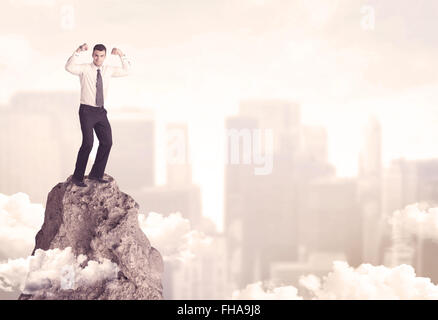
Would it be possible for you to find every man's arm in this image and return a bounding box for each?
[110,47,131,77]
[65,43,88,75]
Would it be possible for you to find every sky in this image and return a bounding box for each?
[2,0,438,230]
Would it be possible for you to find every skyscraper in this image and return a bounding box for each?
[0,91,78,204]
[358,115,383,265]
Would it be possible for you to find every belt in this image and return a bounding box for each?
[80,104,105,111]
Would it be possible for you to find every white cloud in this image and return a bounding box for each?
[0,256,28,292]
[0,192,120,294]
[231,281,303,300]
[300,260,438,299]
[387,203,438,241]
[138,211,213,262]
[0,192,44,260]
[231,260,438,300]
[0,247,119,293]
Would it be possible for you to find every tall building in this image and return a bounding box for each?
[239,99,301,156]
[225,100,335,289]
[358,115,383,265]
[409,159,438,282]
[383,208,416,268]
[299,177,362,266]
[135,185,202,227]
[107,107,155,191]
[299,125,329,163]
[382,158,438,282]
[224,115,260,289]
[382,158,418,220]
[133,121,214,298]
[166,123,192,187]
[415,159,438,204]
[381,158,418,268]
[130,122,203,228]
[295,125,334,181]
[0,91,79,204]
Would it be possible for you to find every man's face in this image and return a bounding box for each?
[92,50,106,67]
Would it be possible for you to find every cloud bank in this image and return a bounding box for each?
[231,281,303,300]
[232,260,438,300]
[0,192,44,260]
[138,211,213,263]
[301,261,438,299]
[387,203,438,241]
[0,247,119,293]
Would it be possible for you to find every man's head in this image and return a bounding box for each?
[92,44,106,67]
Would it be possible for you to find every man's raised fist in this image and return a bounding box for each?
[77,43,88,52]
[111,48,124,56]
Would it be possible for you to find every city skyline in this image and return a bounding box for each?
[2,0,438,230]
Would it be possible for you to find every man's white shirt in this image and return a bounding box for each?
[65,51,131,108]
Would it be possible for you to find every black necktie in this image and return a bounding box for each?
[96,69,104,107]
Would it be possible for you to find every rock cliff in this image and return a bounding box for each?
[18,174,163,300]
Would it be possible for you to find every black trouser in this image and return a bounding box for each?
[73,104,112,181]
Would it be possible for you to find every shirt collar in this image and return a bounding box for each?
[91,62,105,71]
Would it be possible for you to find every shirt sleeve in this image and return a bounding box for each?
[65,51,87,76]
[111,55,131,77]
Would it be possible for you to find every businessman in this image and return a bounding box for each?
[65,43,131,187]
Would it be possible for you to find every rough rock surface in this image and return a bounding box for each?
[18,173,164,300]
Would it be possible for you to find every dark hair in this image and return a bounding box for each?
[93,44,106,53]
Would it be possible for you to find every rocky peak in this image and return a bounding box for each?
[18,174,163,300]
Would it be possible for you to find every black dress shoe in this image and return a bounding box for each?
[88,175,109,183]
[72,177,87,187]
